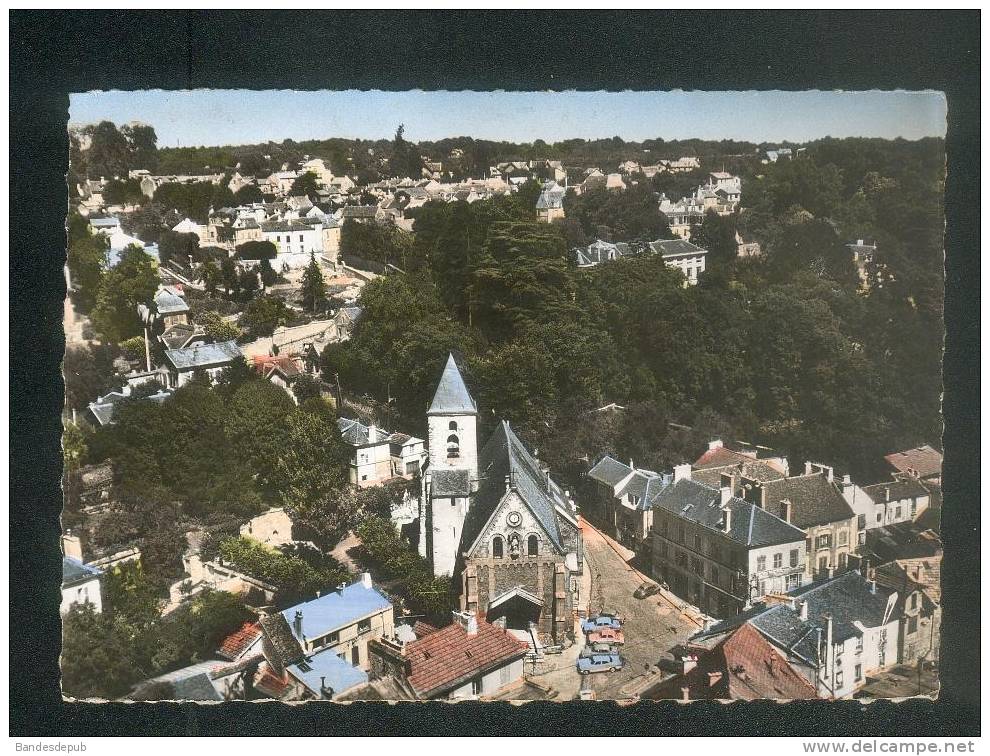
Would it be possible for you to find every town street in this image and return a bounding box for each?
[528,519,703,700]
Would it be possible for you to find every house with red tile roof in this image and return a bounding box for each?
[218,621,264,662]
[368,611,528,700]
[646,622,819,701]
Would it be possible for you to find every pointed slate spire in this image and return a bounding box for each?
[428,353,477,415]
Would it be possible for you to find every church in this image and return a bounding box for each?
[418,354,584,642]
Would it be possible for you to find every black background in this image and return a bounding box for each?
[9,10,980,736]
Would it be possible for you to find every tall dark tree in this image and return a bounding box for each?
[300,253,327,313]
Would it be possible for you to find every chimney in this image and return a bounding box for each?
[682,654,698,674]
[719,472,734,491]
[827,566,834,580]
[708,438,724,451]
[720,485,732,507]
[780,499,793,523]
[293,610,303,637]
[361,572,373,589]
[804,461,813,476]
[884,486,891,502]
[869,580,877,594]
[841,473,852,489]
[759,484,768,510]
[629,458,635,470]
[673,463,692,482]
[722,506,732,533]
[681,686,691,702]
[707,671,723,688]
[452,610,478,636]
[62,532,83,561]
[799,601,809,621]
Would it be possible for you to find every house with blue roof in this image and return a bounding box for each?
[163,340,243,388]
[277,572,394,671]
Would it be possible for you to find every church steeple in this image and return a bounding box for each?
[426,353,479,479]
[421,353,479,578]
[428,353,477,416]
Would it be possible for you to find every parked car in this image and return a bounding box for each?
[588,641,616,654]
[588,627,625,646]
[581,615,622,634]
[577,652,624,675]
[634,583,661,599]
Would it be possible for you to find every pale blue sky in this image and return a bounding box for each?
[69,90,946,148]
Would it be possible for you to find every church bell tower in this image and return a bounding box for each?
[420,353,478,577]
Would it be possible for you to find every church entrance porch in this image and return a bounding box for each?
[486,586,543,633]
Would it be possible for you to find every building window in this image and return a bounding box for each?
[786,573,801,590]
[858,514,866,530]
[677,525,686,544]
[819,556,829,573]
[492,536,504,558]
[835,671,844,689]
[694,535,702,552]
[855,635,864,653]
[854,664,862,682]
[446,434,460,459]
[757,555,767,572]
[910,593,918,610]
[773,553,782,569]
[710,566,719,585]
[449,420,458,431]
[816,534,832,550]
[358,618,371,634]
[527,535,539,556]
[789,549,799,568]
[691,557,703,575]
[838,531,848,546]
[352,646,361,665]
[894,506,902,519]
[907,616,918,635]
[911,500,918,516]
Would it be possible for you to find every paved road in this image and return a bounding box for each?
[525,520,702,700]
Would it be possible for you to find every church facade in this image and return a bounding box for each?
[418,354,584,642]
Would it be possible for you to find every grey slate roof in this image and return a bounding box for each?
[432,468,472,497]
[337,417,390,446]
[535,191,564,210]
[647,239,708,258]
[588,455,633,487]
[699,572,899,666]
[653,479,805,548]
[62,556,102,588]
[863,478,930,504]
[259,612,305,668]
[164,340,242,371]
[463,421,564,552]
[427,353,477,415]
[620,470,673,511]
[153,287,189,315]
[759,474,856,529]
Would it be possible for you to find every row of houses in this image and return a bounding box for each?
[588,439,940,620]
[130,572,530,703]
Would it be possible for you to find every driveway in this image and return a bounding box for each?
[523,520,703,700]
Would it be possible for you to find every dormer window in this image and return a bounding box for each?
[446,434,460,459]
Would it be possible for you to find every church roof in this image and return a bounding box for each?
[428,353,477,416]
[463,420,564,553]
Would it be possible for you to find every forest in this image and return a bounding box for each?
[322,137,944,487]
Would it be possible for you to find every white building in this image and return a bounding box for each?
[61,556,103,616]
[647,238,709,285]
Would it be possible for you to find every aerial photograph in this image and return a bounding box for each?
[59,88,946,703]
